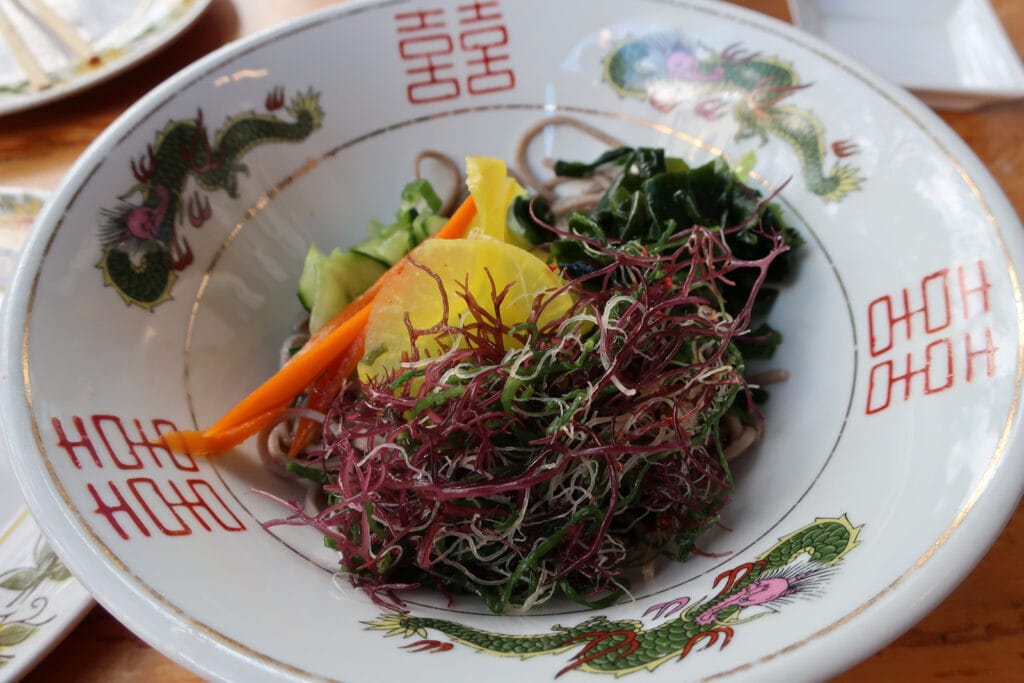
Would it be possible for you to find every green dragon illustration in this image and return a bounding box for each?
[97,86,324,309]
[603,35,863,202]
[366,515,861,677]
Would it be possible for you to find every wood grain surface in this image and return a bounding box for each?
[3,1,1022,680]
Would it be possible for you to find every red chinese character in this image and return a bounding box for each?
[396,9,460,104]
[456,1,514,95]
[965,327,998,381]
[129,477,192,536]
[92,415,169,470]
[127,477,246,537]
[395,8,445,32]
[865,339,954,414]
[457,0,502,23]
[958,260,991,319]
[151,419,199,471]
[52,416,101,469]
[177,480,246,533]
[460,25,514,94]
[88,481,150,540]
[868,269,951,356]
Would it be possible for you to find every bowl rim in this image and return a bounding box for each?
[3,1,1024,681]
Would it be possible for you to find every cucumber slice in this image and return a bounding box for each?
[299,179,448,329]
[353,212,448,267]
[400,179,442,216]
[299,247,387,333]
[297,244,325,311]
[411,214,448,245]
[352,225,414,266]
[308,257,350,333]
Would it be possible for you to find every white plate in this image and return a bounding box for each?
[787,0,1024,110]
[2,1,1024,682]
[0,0,212,117]
[0,188,92,682]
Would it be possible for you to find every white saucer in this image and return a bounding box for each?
[0,0,211,117]
[788,0,1024,109]
[0,188,92,681]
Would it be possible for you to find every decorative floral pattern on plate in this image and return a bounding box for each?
[0,188,92,678]
[0,533,74,670]
[0,190,44,294]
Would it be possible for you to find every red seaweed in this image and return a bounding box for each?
[274,206,790,612]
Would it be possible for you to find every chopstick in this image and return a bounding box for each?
[18,0,99,66]
[0,3,51,91]
[0,0,101,92]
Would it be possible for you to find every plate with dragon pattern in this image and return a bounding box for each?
[0,0,211,117]
[1,1,1023,682]
[0,187,93,682]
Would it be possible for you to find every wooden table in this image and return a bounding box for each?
[5,0,1022,680]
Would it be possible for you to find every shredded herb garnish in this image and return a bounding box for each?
[269,148,800,613]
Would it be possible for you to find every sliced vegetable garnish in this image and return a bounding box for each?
[465,156,530,248]
[169,142,801,615]
[206,303,373,436]
[161,406,287,457]
[267,146,800,613]
[287,332,366,458]
[299,247,386,333]
[162,195,478,454]
[358,236,573,382]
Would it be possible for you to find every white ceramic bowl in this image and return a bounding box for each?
[3,1,1023,681]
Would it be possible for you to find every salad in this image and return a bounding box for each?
[165,121,801,613]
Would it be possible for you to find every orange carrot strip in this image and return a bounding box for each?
[204,304,372,436]
[432,194,476,239]
[287,332,366,457]
[286,356,343,458]
[162,406,287,456]
[164,195,478,455]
